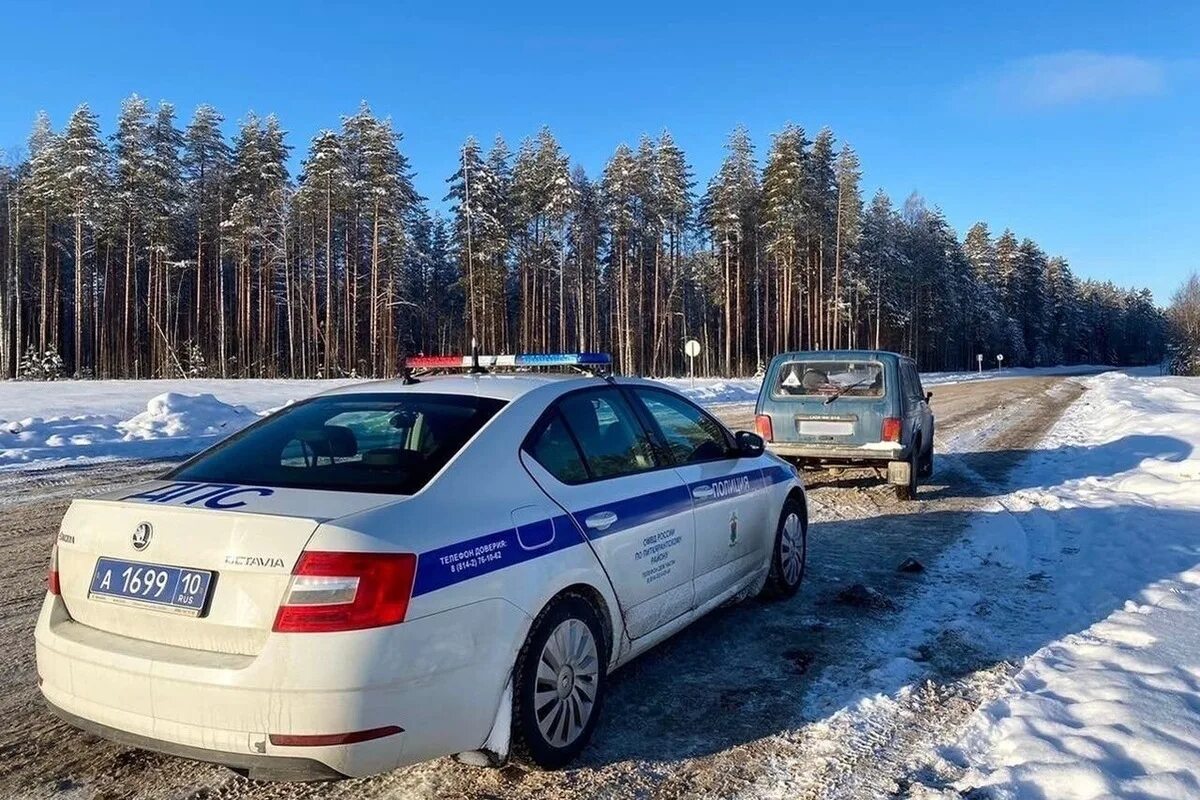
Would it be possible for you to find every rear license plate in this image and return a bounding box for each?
[89,558,213,616]
[797,420,854,436]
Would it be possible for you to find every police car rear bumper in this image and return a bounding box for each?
[35,592,529,779]
[45,700,345,781]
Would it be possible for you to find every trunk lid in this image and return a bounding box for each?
[55,480,399,656]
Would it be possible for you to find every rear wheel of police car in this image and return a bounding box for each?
[512,593,608,768]
[762,496,807,598]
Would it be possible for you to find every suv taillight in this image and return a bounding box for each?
[47,545,60,596]
[273,551,417,633]
[755,414,775,442]
[881,418,902,443]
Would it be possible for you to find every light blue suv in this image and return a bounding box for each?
[753,350,934,500]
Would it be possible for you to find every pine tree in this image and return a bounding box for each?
[832,144,862,348]
[296,127,346,375]
[600,143,638,371]
[25,112,63,357]
[60,104,108,374]
[183,104,231,369]
[760,124,807,353]
[112,95,153,375]
[701,126,759,374]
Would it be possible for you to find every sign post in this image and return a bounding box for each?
[976,353,983,373]
[683,339,701,388]
[997,353,1004,373]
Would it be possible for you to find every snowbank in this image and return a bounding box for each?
[0,366,1125,470]
[942,372,1200,798]
[1,392,258,467]
[920,363,1114,386]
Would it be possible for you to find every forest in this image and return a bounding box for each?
[0,97,1167,380]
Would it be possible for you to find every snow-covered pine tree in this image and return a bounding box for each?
[183,104,231,373]
[60,104,109,376]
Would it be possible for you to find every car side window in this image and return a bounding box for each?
[526,411,590,484]
[900,363,920,404]
[557,389,659,480]
[631,388,734,464]
[912,365,927,399]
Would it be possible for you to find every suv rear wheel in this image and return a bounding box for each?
[896,443,919,501]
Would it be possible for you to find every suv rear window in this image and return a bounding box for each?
[168,393,506,495]
[773,360,885,398]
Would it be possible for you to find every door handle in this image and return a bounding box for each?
[692,485,715,499]
[584,511,618,531]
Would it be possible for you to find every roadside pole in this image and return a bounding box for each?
[684,339,701,388]
[976,353,982,373]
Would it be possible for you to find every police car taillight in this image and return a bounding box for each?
[47,545,60,596]
[273,551,416,633]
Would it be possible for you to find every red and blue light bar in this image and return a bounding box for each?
[404,352,612,370]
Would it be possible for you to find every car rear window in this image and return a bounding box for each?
[168,392,506,495]
[773,360,885,398]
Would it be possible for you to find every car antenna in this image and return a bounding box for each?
[468,338,486,375]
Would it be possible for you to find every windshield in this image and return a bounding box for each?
[773,360,885,399]
[168,392,507,495]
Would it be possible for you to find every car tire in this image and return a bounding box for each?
[511,593,608,769]
[761,496,807,599]
[918,443,934,478]
[896,444,919,501]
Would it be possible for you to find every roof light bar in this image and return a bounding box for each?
[404,352,611,370]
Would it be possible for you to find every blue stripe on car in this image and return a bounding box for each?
[412,465,796,597]
[412,514,581,597]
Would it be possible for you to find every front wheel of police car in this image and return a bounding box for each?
[762,496,807,598]
[512,593,608,768]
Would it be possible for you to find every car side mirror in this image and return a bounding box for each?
[925,391,933,403]
[736,430,765,457]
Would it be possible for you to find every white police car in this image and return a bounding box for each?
[35,353,807,780]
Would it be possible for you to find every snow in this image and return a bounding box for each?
[0,379,356,469]
[940,371,1200,799]
[0,366,1123,470]
[920,363,1114,387]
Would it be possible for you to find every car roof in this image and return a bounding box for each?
[313,372,667,402]
[772,349,904,362]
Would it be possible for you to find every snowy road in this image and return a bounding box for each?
[0,374,1110,799]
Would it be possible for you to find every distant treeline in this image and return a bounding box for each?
[0,97,1166,379]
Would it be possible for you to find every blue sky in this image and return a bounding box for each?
[1,0,1196,303]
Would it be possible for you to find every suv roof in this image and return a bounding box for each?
[772,349,904,362]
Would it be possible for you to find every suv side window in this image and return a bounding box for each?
[910,364,927,401]
[557,389,659,480]
[901,362,923,404]
[526,411,590,484]
[630,388,735,464]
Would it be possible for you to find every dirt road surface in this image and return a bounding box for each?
[0,375,1087,800]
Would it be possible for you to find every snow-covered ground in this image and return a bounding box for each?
[0,365,1113,470]
[0,378,358,468]
[933,372,1200,799]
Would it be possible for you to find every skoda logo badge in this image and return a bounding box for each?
[132,522,153,551]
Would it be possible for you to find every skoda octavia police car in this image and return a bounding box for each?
[35,353,808,780]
